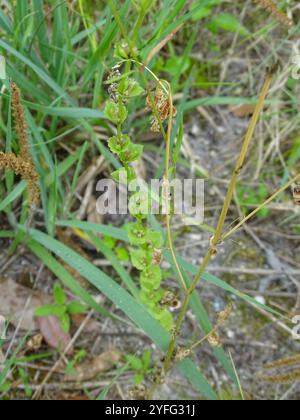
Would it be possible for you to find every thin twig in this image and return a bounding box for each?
[32,310,94,400]
[222,173,300,242]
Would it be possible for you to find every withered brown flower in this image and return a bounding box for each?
[146,86,177,132]
[293,181,300,205]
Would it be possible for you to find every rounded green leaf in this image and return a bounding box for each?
[104,101,128,124]
[126,354,143,371]
[140,266,162,290]
[116,247,130,262]
[130,248,149,270]
[108,135,131,155]
[114,41,131,59]
[146,230,164,249]
[127,80,144,97]
[126,223,148,246]
[111,167,136,184]
[119,144,143,163]
[129,191,149,219]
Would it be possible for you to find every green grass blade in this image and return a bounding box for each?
[57,220,128,242]
[57,219,282,318]
[20,226,217,400]
[32,0,50,63]
[0,40,75,105]
[0,181,26,212]
[86,232,140,299]
[27,240,118,321]
[0,9,13,33]
[23,101,105,119]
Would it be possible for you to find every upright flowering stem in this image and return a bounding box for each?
[163,81,188,292]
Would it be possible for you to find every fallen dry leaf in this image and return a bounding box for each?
[36,316,73,354]
[146,24,183,64]
[229,104,256,118]
[65,350,121,382]
[0,276,52,330]
[72,313,99,333]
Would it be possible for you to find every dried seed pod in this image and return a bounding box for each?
[26,334,43,351]
[293,181,300,205]
[175,347,192,362]
[152,368,166,384]
[146,86,176,132]
[217,303,233,326]
[169,297,182,311]
[152,248,163,266]
[129,384,147,400]
[207,331,221,348]
[160,291,181,310]
[209,236,218,257]
[106,66,122,103]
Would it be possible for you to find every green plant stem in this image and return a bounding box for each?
[147,69,274,400]
[107,0,167,140]
[117,96,123,139]
[108,0,189,295]
[189,325,219,352]
[164,82,188,292]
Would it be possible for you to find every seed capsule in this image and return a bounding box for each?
[293,182,300,205]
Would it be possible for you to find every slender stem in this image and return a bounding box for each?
[147,69,274,399]
[164,82,188,292]
[222,173,300,242]
[189,325,219,352]
[212,70,274,247]
[107,1,188,294]
[117,96,123,139]
[108,0,167,140]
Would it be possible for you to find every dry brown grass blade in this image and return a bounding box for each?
[264,354,300,370]
[253,0,293,28]
[145,24,183,65]
[259,369,300,384]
